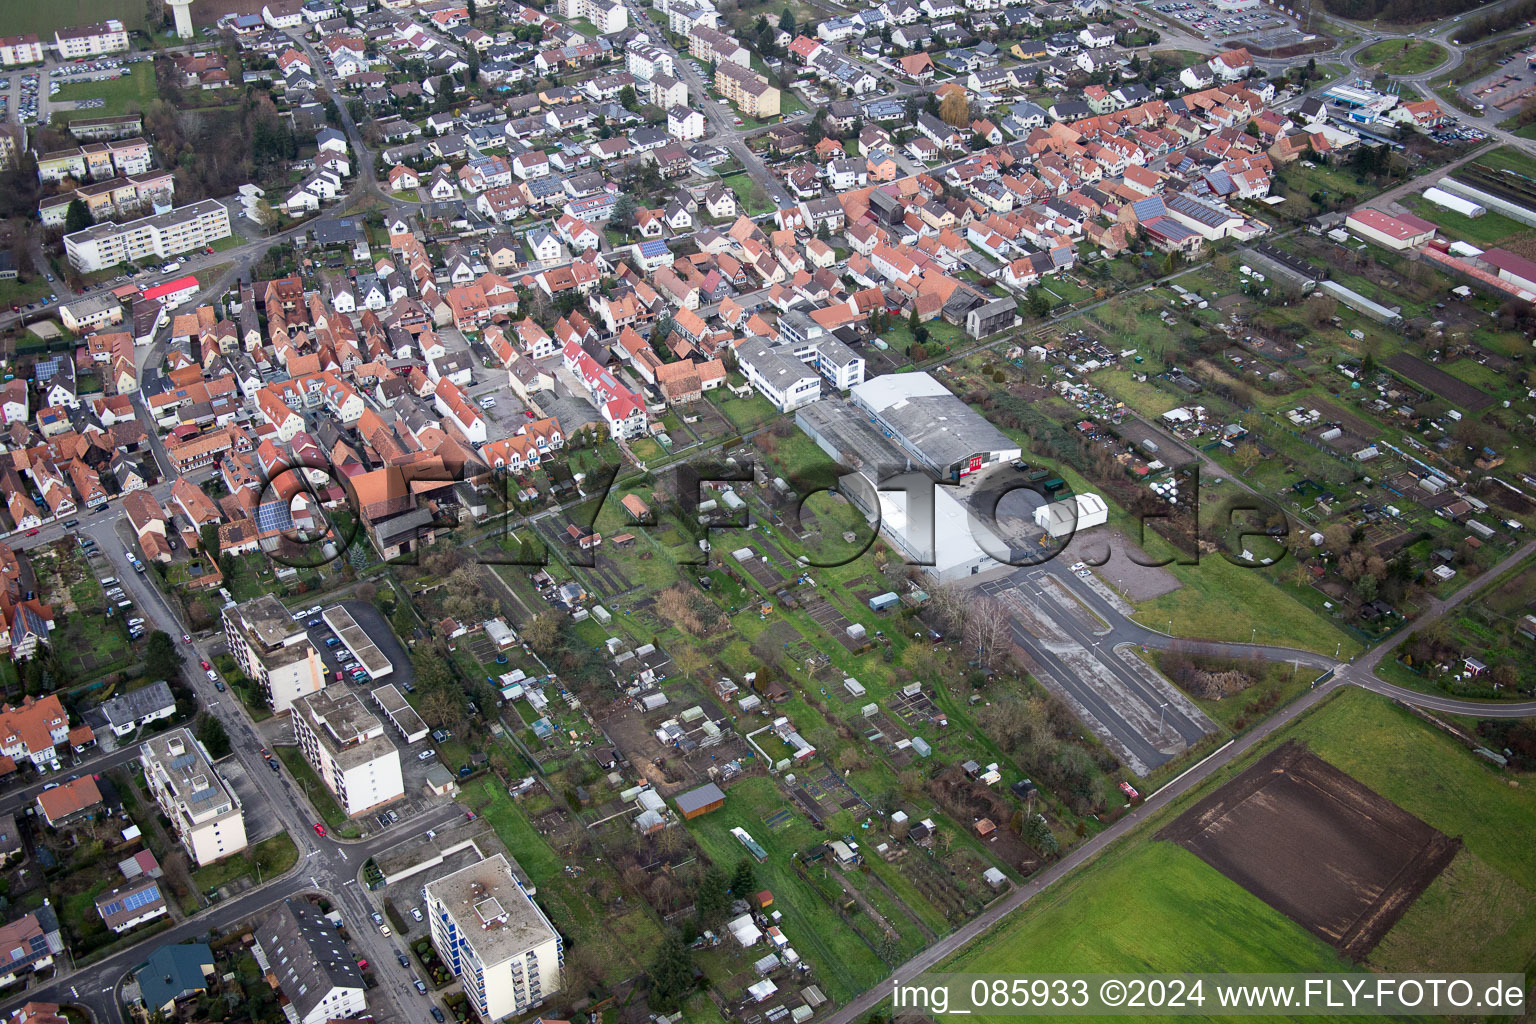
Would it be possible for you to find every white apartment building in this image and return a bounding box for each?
[255,899,367,1024]
[140,729,249,866]
[64,199,232,273]
[222,594,326,714]
[290,688,404,817]
[734,337,822,412]
[557,0,629,32]
[425,854,563,1022]
[0,35,46,66]
[54,20,130,58]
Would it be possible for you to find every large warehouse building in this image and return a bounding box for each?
[850,373,1021,480]
[1033,493,1110,539]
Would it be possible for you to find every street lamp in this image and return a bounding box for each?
[1157,701,1169,739]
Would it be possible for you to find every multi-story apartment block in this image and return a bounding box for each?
[689,25,748,67]
[255,899,367,1024]
[39,170,175,228]
[222,595,325,714]
[556,0,628,32]
[35,138,152,184]
[0,697,71,769]
[53,20,130,58]
[734,337,821,411]
[139,729,249,866]
[425,855,563,1022]
[0,35,45,66]
[714,62,780,118]
[64,199,231,273]
[289,688,404,817]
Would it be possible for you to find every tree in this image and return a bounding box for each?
[963,596,1009,669]
[619,84,638,110]
[522,612,563,655]
[816,221,831,242]
[145,631,180,680]
[612,192,639,230]
[646,930,696,1011]
[695,866,730,926]
[729,857,758,899]
[651,313,675,345]
[1233,443,1261,476]
[1354,573,1379,603]
[938,90,970,127]
[253,199,278,234]
[197,714,232,759]
[1021,813,1059,855]
[1026,288,1051,318]
[779,7,797,32]
[467,0,477,19]
[63,197,95,234]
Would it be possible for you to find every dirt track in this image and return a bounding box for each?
[1160,742,1459,960]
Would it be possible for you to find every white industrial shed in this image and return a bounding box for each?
[1423,186,1485,218]
[1032,493,1109,539]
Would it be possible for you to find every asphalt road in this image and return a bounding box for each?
[819,540,1536,1024]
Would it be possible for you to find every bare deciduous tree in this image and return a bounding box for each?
[963,595,1010,669]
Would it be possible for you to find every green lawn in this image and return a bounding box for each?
[1397,195,1534,248]
[720,172,774,216]
[949,841,1352,986]
[189,833,299,893]
[275,746,360,837]
[0,277,50,309]
[1126,529,1360,658]
[53,63,158,122]
[1357,39,1447,75]
[950,687,1536,1000]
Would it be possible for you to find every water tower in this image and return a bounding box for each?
[166,0,195,38]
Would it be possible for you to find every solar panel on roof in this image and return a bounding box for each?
[256,501,295,533]
[124,885,161,910]
[168,753,198,771]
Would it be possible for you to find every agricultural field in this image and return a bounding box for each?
[949,687,1536,1004]
[0,0,147,36]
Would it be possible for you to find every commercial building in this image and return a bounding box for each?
[64,199,232,273]
[1344,208,1435,251]
[54,20,130,58]
[290,688,404,817]
[139,728,249,866]
[425,854,563,1022]
[254,899,366,1024]
[222,595,326,714]
[715,62,780,118]
[850,372,1021,480]
[1032,493,1109,539]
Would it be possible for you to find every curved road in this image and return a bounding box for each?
[821,536,1536,1024]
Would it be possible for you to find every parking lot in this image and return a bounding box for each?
[1151,0,1312,50]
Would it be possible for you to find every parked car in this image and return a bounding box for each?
[205,669,218,682]
[414,980,427,995]
[397,952,411,968]
[200,659,211,670]
[411,907,423,921]
[314,822,327,837]
[431,1008,445,1022]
